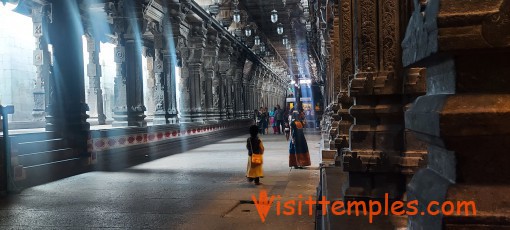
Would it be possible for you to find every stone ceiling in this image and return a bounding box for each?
[197,0,319,82]
[12,0,320,83]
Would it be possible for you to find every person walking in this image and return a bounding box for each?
[275,105,284,134]
[264,107,270,134]
[289,112,311,169]
[271,107,278,134]
[246,125,264,185]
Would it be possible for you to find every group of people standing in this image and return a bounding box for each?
[246,105,311,185]
[254,105,287,136]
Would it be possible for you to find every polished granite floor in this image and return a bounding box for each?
[0,132,322,229]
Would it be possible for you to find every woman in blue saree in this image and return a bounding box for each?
[289,112,311,168]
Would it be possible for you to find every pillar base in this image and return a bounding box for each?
[32,110,45,122]
[343,172,406,202]
[153,111,166,125]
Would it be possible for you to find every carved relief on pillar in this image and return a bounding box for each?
[111,33,128,126]
[144,20,167,125]
[176,34,192,117]
[159,9,187,124]
[358,0,378,72]
[204,30,221,120]
[242,68,250,118]
[216,35,232,120]
[343,0,407,203]
[182,21,206,122]
[32,4,51,122]
[339,0,354,95]
[403,0,510,228]
[84,31,106,125]
[234,49,247,118]
[256,71,264,108]
[108,1,131,126]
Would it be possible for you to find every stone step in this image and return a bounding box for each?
[17,148,77,168]
[9,131,59,143]
[14,138,68,154]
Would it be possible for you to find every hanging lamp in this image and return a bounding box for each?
[277,23,284,35]
[271,9,278,23]
[233,9,241,23]
[254,35,260,46]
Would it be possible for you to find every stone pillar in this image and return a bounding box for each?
[32,4,50,122]
[218,71,227,120]
[161,47,179,124]
[216,37,231,121]
[225,74,235,120]
[203,31,220,121]
[343,0,407,202]
[401,68,428,183]
[144,41,166,125]
[143,47,156,121]
[251,68,257,110]
[46,0,89,152]
[232,76,241,119]
[124,38,146,127]
[256,69,263,108]
[111,34,128,126]
[233,50,246,118]
[403,0,510,228]
[161,8,186,124]
[181,22,206,123]
[112,35,128,126]
[242,77,250,118]
[334,0,355,155]
[254,79,260,109]
[85,33,106,125]
[249,77,256,114]
[111,1,147,127]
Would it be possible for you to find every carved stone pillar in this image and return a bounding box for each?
[403,0,510,228]
[204,31,220,121]
[232,77,241,119]
[112,35,128,126]
[249,78,256,114]
[161,46,179,124]
[253,68,259,112]
[217,37,231,121]
[161,7,187,124]
[343,0,407,202]
[218,71,227,120]
[85,33,106,125]
[242,77,250,118]
[125,39,147,126]
[264,78,270,107]
[46,0,89,152]
[181,22,206,123]
[145,43,166,125]
[233,50,246,118]
[32,4,50,122]
[334,0,355,156]
[226,76,235,119]
[401,68,427,184]
[256,75,263,108]
[111,1,147,127]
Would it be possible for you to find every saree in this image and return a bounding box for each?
[289,120,311,167]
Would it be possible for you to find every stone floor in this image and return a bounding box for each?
[0,132,323,229]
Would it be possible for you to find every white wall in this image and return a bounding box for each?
[0,6,37,121]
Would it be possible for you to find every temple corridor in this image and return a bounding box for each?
[1,0,510,229]
[0,133,323,229]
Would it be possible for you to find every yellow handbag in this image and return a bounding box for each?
[251,153,263,165]
[249,139,263,165]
